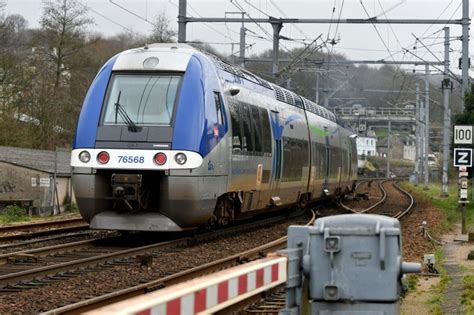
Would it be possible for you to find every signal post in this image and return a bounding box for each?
[454,125,473,234]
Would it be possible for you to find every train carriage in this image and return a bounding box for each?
[71,43,357,231]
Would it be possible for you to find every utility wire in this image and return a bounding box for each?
[403,48,460,83]
[269,0,311,41]
[411,33,459,79]
[373,0,405,18]
[109,0,156,27]
[359,0,395,61]
[331,0,345,45]
[326,0,337,42]
[80,2,132,32]
[230,0,298,58]
[187,1,236,42]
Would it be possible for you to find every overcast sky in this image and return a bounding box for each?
[4,0,473,76]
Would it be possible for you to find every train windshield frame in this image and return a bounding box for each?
[101,73,182,127]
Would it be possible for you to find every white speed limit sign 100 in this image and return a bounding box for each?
[454,125,473,144]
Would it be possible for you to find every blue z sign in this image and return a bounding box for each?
[454,148,473,167]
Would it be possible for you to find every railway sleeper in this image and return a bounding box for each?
[6,254,38,263]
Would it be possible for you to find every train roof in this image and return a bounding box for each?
[112,43,196,72]
[203,51,338,123]
[112,43,339,125]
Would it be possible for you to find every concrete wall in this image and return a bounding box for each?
[0,162,72,215]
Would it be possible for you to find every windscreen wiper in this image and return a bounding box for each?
[114,91,141,132]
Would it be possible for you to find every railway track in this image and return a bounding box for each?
[0,210,315,314]
[339,179,414,219]
[339,179,386,213]
[2,182,414,314]
[0,218,89,242]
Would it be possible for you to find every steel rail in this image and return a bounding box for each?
[392,181,415,220]
[339,179,388,213]
[0,224,89,242]
[0,218,85,233]
[0,231,96,250]
[1,210,310,289]
[40,210,316,314]
[0,237,111,264]
[0,238,190,289]
[340,179,414,220]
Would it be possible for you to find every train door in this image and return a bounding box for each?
[347,138,352,183]
[323,128,330,195]
[269,110,283,205]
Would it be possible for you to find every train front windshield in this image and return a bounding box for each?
[102,74,181,126]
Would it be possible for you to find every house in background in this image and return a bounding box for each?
[377,134,419,162]
[356,130,377,158]
[402,135,416,161]
[0,146,72,215]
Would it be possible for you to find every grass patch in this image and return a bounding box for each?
[65,203,79,213]
[427,248,450,314]
[368,156,415,168]
[400,181,474,314]
[402,182,474,231]
[462,275,474,312]
[405,274,419,291]
[0,205,30,224]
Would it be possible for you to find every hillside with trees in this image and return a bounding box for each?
[0,0,462,150]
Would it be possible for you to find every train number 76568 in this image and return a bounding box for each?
[117,156,145,164]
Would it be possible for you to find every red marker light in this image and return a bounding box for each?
[97,151,110,164]
[154,152,167,165]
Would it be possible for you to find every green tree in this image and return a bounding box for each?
[454,85,474,125]
[40,0,93,87]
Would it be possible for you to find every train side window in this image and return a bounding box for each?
[259,107,272,155]
[251,105,263,154]
[229,103,242,153]
[214,92,225,125]
[240,104,254,153]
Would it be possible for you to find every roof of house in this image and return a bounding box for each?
[0,146,71,175]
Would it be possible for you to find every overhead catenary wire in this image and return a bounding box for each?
[79,2,132,32]
[187,1,237,42]
[359,0,396,61]
[229,0,303,61]
[109,0,157,27]
[411,33,459,79]
[269,0,311,41]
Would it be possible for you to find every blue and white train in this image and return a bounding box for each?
[71,43,357,231]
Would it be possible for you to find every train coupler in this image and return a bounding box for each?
[111,174,142,202]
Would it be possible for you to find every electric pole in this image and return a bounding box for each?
[424,64,430,190]
[441,27,451,196]
[178,0,186,42]
[418,101,426,181]
[461,0,470,109]
[414,82,420,185]
[271,22,283,77]
[387,118,392,178]
[239,15,246,67]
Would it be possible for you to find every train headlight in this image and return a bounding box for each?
[78,150,91,163]
[143,57,160,69]
[97,151,110,164]
[175,153,187,165]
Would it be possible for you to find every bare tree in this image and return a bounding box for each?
[40,0,93,87]
[148,10,176,43]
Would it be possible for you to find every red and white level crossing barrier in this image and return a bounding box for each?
[87,256,287,315]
